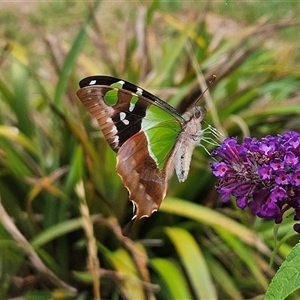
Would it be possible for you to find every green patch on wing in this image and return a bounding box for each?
[129,94,139,111]
[110,80,125,89]
[104,89,118,105]
[104,81,125,106]
[142,105,182,170]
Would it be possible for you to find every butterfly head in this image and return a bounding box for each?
[193,106,206,120]
[182,106,206,123]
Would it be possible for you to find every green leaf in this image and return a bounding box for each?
[165,227,217,300]
[104,247,146,300]
[150,258,192,299]
[161,198,259,247]
[6,44,34,138]
[0,138,33,177]
[53,0,101,109]
[30,218,87,247]
[10,58,33,137]
[264,241,300,300]
[207,254,243,299]
[24,291,52,300]
[216,227,268,289]
[0,125,38,155]
[155,25,190,79]
[64,145,84,194]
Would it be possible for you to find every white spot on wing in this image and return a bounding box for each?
[129,102,135,112]
[120,112,126,120]
[110,126,118,135]
[106,117,113,124]
[120,112,129,125]
[136,87,143,96]
[111,136,119,145]
[89,80,97,85]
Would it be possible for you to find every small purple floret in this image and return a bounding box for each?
[211,162,228,177]
[210,131,300,233]
[258,165,272,180]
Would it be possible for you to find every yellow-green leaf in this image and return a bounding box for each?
[165,227,217,299]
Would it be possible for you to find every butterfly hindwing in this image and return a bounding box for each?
[116,131,169,219]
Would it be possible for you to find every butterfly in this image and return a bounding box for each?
[77,76,206,220]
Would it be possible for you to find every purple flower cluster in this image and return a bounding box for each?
[210,131,300,232]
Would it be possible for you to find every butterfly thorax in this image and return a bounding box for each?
[172,106,206,182]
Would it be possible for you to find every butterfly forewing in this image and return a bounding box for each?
[79,76,183,119]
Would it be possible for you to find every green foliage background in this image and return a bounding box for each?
[1,1,300,299]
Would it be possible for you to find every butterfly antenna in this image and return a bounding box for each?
[194,74,217,106]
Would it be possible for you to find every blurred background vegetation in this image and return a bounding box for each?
[1,1,300,299]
